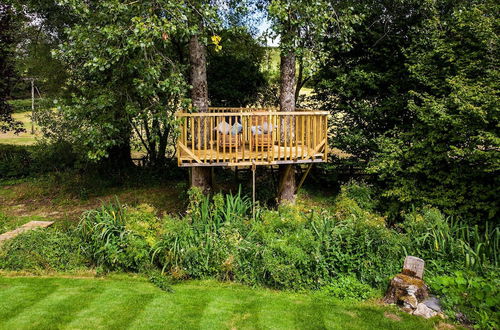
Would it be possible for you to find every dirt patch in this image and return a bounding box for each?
[384,312,402,321]
[227,312,252,330]
[343,311,358,318]
[434,322,456,330]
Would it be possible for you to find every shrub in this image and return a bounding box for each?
[403,207,499,275]
[30,140,82,173]
[0,145,34,178]
[154,190,407,290]
[0,228,88,271]
[341,181,377,211]
[148,270,173,292]
[321,275,377,301]
[0,141,83,179]
[153,188,251,280]
[429,271,499,329]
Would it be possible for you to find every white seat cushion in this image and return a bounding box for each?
[215,121,231,134]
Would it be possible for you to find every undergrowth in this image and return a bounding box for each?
[0,182,498,328]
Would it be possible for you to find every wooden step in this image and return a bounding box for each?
[0,221,54,243]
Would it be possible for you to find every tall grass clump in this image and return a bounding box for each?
[152,187,251,280]
[403,207,499,275]
[76,201,151,272]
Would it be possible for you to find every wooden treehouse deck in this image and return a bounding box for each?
[176,107,329,167]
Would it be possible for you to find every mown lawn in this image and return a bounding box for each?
[0,276,446,330]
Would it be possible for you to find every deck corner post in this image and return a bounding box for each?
[252,162,256,221]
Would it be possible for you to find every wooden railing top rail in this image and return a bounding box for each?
[176,111,329,117]
[178,107,324,112]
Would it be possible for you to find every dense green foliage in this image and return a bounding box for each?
[7,98,51,113]
[429,271,499,328]
[321,275,377,301]
[370,0,499,221]
[207,28,267,106]
[0,143,82,178]
[1,184,498,326]
[314,0,499,221]
[76,202,154,272]
[45,1,207,166]
[0,228,88,271]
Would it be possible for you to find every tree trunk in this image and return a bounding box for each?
[188,33,212,193]
[278,51,296,204]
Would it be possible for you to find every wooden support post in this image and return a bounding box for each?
[31,78,35,135]
[295,163,313,194]
[252,162,256,222]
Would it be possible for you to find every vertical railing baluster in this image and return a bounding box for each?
[278,114,281,159]
[301,115,305,160]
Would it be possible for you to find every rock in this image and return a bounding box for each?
[423,296,442,313]
[402,256,425,279]
[400,294,418,310]
[413,303,437,319]
[384,274,429,305]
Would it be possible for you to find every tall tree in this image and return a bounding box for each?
[267,0,337,203]
[277,44,296,203]
[314,0,499,220]
[189,31,212,192]
[0,4,24,133]
[43,1,193,167]
[313,0,424,165]
[369,0,499,221]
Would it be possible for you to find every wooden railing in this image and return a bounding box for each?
[176,108,328,167]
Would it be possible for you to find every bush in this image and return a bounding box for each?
[152,188,251,280]
[321,275,377,301]
[0,144,34,178]
[403,207,499,275]
[0,228,88,271]
[0,141,83,179]
[429,271,499,329]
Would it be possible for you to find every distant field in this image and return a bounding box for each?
[0,112,39,145]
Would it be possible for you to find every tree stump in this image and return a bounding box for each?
[384,256,429,312]
[384,274,429,305]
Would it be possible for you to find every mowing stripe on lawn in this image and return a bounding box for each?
[127,285,213,330]
[256,292,301,329]
[0,281,102,329]
[199,286,254,329]
[225,290,261,329]
[0,280,58,323]
[292,296,328,329]
[63,281,155,329]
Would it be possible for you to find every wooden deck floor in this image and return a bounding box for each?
[179,144,325,167]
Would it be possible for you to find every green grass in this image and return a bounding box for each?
[0,276,447,330]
